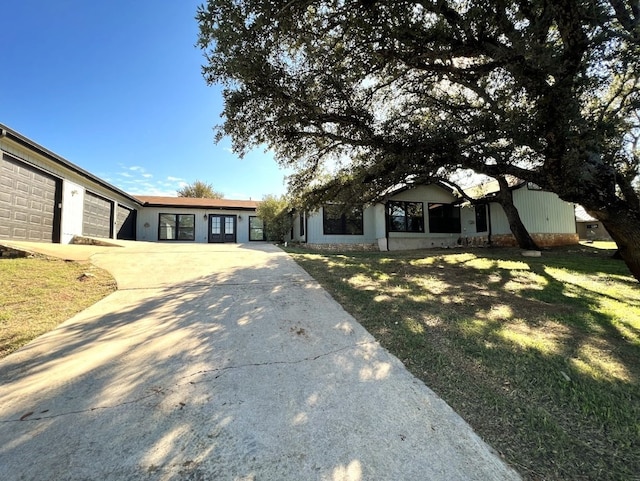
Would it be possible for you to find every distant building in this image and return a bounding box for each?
[575,205,612,241]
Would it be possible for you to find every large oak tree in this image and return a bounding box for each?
[197,0,640,279]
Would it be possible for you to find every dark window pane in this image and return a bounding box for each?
[475,204,488,232]
[159,214,195,240]
[428,203,461,233]
[177,215,195,240]
[249,216,265,241]
[159,214,176,240]
[323,205,363,235]
[388,201,424,232]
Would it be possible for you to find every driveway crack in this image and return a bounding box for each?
[185,340,376,381]
[3,341,377,423]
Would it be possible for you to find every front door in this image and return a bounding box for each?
[208,214,237,243]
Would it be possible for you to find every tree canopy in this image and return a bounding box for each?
[197,0,640,279]
[256,194,291,242]
[177,180,224,199]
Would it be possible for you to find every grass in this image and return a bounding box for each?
[286,242,640,481]
[0,256,116,359]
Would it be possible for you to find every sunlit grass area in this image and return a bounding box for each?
[0,257,116,358]
[287,244,639,481]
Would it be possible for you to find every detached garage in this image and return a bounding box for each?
[0,124,140,244]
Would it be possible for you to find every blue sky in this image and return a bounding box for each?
[1,0,289,200]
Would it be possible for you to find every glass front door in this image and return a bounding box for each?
[208,215,237,243]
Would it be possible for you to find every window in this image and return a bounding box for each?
[299,212,305,237]
[428,203,461,233]
[322,205,364,235]
[249,216,266,241]
[387,201,424,232]
[475,204,488,232]
[158,214,195,240]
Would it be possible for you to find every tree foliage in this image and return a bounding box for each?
[177,180,224,199]
[256,194,291,242]
[197,0,640,279]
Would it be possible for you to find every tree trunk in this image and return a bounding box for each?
[494,177,540,251]
[598,215,640,282]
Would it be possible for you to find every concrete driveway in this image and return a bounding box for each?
[0,241,520,480]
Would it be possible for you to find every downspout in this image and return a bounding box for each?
[487,202,493,246]
[385,202,390,251]
[304,211,308,244]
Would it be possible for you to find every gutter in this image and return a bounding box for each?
[140,202,257,211]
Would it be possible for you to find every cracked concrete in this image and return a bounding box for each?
[0,241,521,480]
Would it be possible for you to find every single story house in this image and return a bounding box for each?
[288,181,579,251]
[0,123,580,251]
[135,196,263,243]
[575,205,612,241]
[0,123,262,245]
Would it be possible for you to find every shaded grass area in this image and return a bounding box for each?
[0,257,116,358]
[287,244,640,481]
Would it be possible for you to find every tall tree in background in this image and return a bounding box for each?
[197,0,640,279]
[256,194,291,242]
[177,180,224,199]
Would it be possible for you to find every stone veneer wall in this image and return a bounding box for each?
[300,233,578,252]
[489,233,579,247]
[303,242,379,252]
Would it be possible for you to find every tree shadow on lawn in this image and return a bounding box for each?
[0,250,514,481]
[293,247,640,481]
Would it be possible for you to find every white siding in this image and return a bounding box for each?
[489,187,576,235]
[305,205,378,244]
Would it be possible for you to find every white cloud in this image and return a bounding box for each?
[166,176,184,182]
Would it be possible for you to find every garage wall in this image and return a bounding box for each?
[1,132,139,244]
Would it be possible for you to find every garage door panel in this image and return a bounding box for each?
[0,154,59,242]
[83,191,112,238]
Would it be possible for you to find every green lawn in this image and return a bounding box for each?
[0,256,116,358]
[287,243,639,481]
